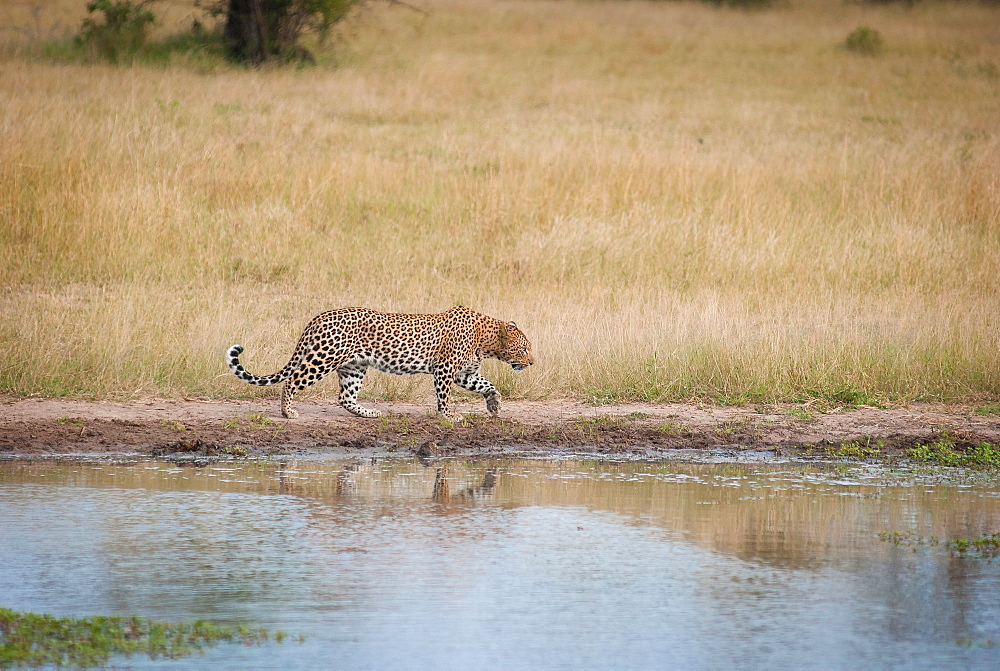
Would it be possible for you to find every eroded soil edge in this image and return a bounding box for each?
[2,398,998,463]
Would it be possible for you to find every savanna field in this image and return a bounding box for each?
[1,0,998,406]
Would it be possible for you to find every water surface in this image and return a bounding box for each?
[1,459,998,668]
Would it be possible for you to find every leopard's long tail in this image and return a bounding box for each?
[227,344,308,386]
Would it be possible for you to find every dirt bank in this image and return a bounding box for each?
[2,397,998,462]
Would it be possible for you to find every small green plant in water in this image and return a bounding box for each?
[879,531,999,559]
[950,534,1000,559]
[0,608,287,667]
[878,530,939,547]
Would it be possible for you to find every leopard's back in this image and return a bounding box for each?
[303,308,452,374]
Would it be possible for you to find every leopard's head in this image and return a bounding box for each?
[498,321,534,372]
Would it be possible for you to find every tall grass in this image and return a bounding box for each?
[1,0,998,404]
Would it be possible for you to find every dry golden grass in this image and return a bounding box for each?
[1,0,998,404]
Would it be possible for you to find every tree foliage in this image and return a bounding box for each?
[76,0,160,63]
[208,0,361,65]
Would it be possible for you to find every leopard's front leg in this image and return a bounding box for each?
[455,369,501,416]
[432,363,463,420]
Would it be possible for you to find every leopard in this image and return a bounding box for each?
[226,305,534,420]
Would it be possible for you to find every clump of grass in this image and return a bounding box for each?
[576,415,630,429]
[246,411,275,430]
[908,435,1000,471]
[845,26,884,55]
[221,411,279,431]
[376,414,412,435]
[656,421,686,435]
[785,405,818,421]
[826,437,885,459]
[0,608,285,666]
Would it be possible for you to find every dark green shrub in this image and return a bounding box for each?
[76,0,160,63]
[845,26,883,55]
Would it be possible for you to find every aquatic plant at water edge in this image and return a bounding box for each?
[908,436,1000,471]
[878,531,1000,559]
[0,608,287,666]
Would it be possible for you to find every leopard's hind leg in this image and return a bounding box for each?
[280,354,338,419]
[432,362,464,420]
[337,364,381,418]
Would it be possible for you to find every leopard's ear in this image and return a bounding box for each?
[498,320,514,344]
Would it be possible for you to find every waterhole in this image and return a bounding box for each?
[1,459,998,667]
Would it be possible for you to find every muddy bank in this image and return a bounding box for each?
[2,397,998,463]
